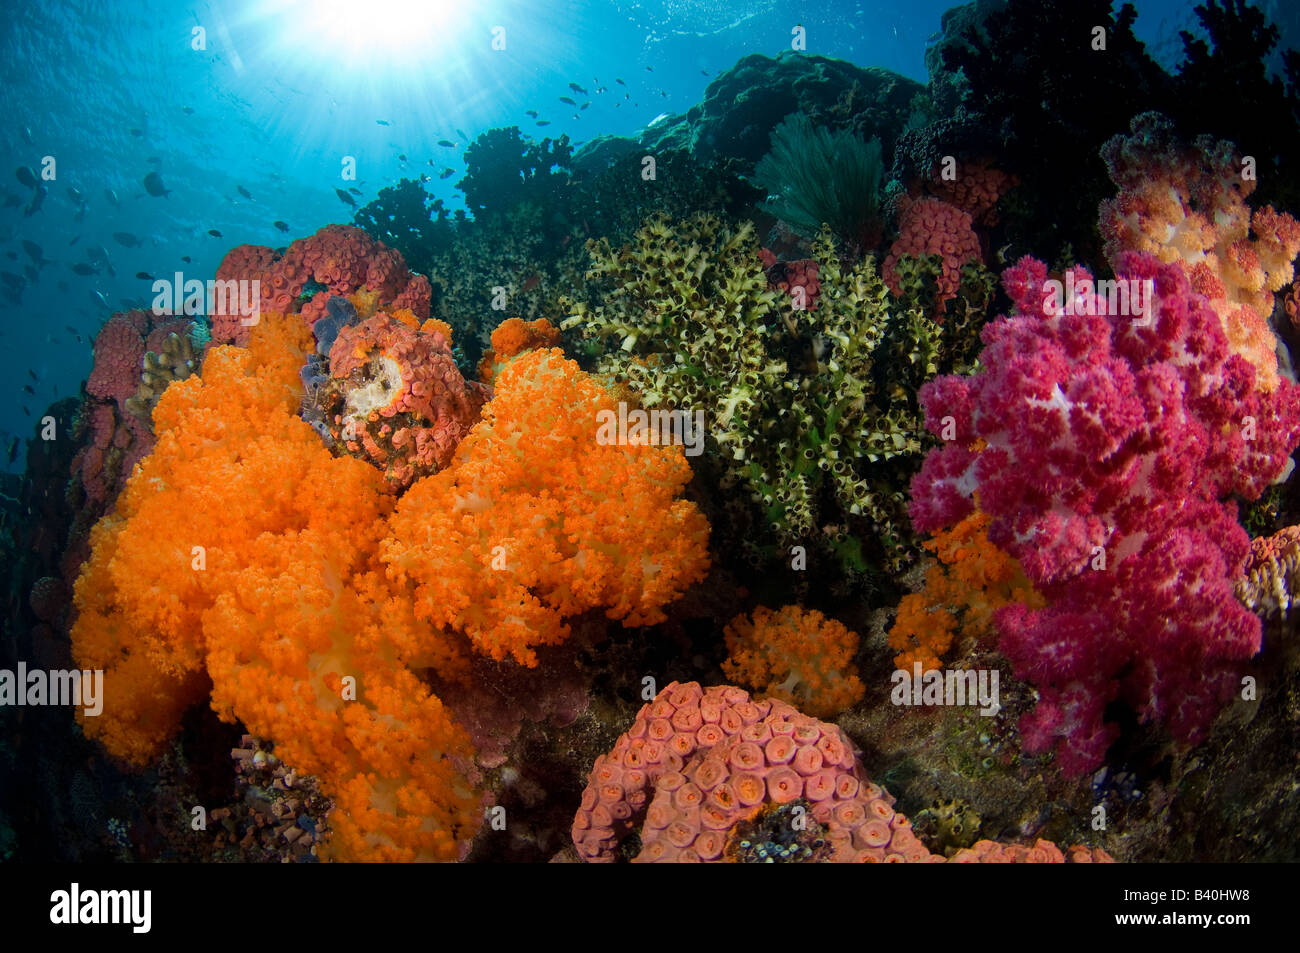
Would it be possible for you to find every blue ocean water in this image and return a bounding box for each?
[0,0,1281,470]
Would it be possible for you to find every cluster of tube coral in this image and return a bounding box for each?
[888,510,1043,673]
[572,682,1112,863]
[882,196,982,311]
[70,305,712,859]
[758,248,821,310]
[1099,112,1300,391]
[322,309,489,488]
[928,159,1017,227]
[212,224,431,346]
[909,251,1300,774]
[722,605,864,717]
[1236,524,1300,619]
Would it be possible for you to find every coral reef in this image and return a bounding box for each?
[910,252,1300,774]
[722,605,864,717]
[581,53,922,175]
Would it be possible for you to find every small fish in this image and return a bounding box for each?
[104,188,120,207]
[142,171,170,197]
[616,77,626,85]
[136,271,153,280]
[559,96,576,106]
[64,325,77,335]
[208,229,223,238]
[15,166,37,189]
[273,220,289,232]
[398,154,407,162]
[65,186,85,204]
[523,112,537,120]
[580,101,590,110]
[181,255,192,263]
[569,82,587,94]
[237,185,252,200]
[536,120,551,126]
[23,384,33,395]
[348,187,362,195]
[335,188,356,207]
[456,128,469,141]
[439,167,455,179]
[27,369,36,380]
[595,86,607,94]
[22,240,43,264]
[146,156,162,166]
[645,65,653,71]
[182,106,195,115]
[113,231,142,248]
[92,290,109,308]
[22,126,33,144]
[68,235,80,246]
[7,437,17,463]
[130,127,143,137]
[376,119,390,125]
[22,407,30,417]
[438,139,456,147]
[71,263,98,276]
[24,185,46,216]
[701,69,710,76]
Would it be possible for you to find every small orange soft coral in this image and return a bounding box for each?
[721,605,865,718]
[383,347,711,667]
[70,314,481,861]
[888,510,1043,672]
[478,317,562,384]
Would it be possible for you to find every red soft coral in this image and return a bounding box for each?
[910,252,1300,773]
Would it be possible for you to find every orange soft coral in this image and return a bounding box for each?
[478,317,562,384]
[721,605,865,717]
[70,314,481,861]
[383,347,711,667]
[888,510,1043,672]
